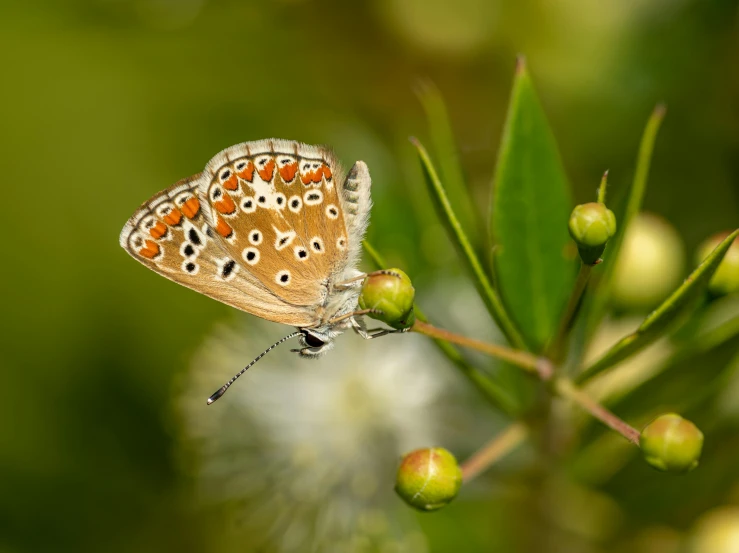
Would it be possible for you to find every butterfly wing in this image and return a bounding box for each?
[198,139,352,309]
[119,172,319,327]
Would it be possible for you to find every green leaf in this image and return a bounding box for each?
[416,81,484,250]
[361,241,519,415]
[577,229,739,384]
[411,138,526,350]
[581,105,667,342]
[490,57,575,352]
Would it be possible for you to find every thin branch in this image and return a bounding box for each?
[412,320,549,378]
[461,423,528,482]
[412,319,641,446]
[553,379,641,445]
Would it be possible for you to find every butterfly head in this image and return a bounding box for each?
[294,327,339,357]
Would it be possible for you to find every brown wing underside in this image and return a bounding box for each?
[199,139,350,307]
[118,171,319,327]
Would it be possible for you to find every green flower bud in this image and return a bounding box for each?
[696,232,739,296]
[569,202,617,264]
[611,213,685,311]
[395,447,462,511]
[640,413,703,473]
[359,268,415,330]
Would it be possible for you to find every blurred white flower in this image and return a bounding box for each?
[176,316,470,552]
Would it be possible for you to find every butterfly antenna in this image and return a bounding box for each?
[206,331,301,405]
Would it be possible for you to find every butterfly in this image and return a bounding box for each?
[120,139,399,403]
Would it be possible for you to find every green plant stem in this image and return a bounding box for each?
[552,379,641,445]
[412,320,548,377]
[460,422,528,482]
[412,320,641,446]
[547,262,593,362]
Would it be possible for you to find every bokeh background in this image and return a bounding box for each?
[2,0,738,551]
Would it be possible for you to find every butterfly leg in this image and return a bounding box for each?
[328,308,385,326]
[350,316,409,340]
[334,270,402,290]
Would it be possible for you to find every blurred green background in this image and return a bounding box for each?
[1,0,738,552]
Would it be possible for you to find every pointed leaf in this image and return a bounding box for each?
[411,138,526,349]
[490,58,575,352]
[416,81,484,250]
[577,229,739,383]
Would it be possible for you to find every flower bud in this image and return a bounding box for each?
[569,202,617,264]
[640,413,703,473]
[611,213,685,311]
[696,232,739,296]
[359,268,415,330]
[395,447,462,511]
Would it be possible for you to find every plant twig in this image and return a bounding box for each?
[461,422,528,482]
[553,378,641,445]
[412,320,549,378]
[412,319,640,446]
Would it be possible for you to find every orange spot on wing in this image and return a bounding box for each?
[322,164,333,180]
[301,169,322,185]
[237,161,255,182]
[279,161,298,183]
[139,240,160,259]
[257,158,275,182]
[216,217,233,238]
[149,221,168,239]
[214,193,236,215]
[163,208,182,226]
[182,197,200,219]
[223,173,239,190]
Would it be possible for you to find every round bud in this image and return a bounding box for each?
[569,203,617,264]
[696,232,739,296]
[611,213,685,311]
[640,413,703,473]
[395,447,462,511]
[359,268,415,330]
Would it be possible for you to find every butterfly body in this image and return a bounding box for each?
[120,139,372,356]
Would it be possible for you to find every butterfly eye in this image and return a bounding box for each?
[302,332,325,348]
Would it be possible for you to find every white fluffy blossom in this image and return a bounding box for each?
[176,316,472,552]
